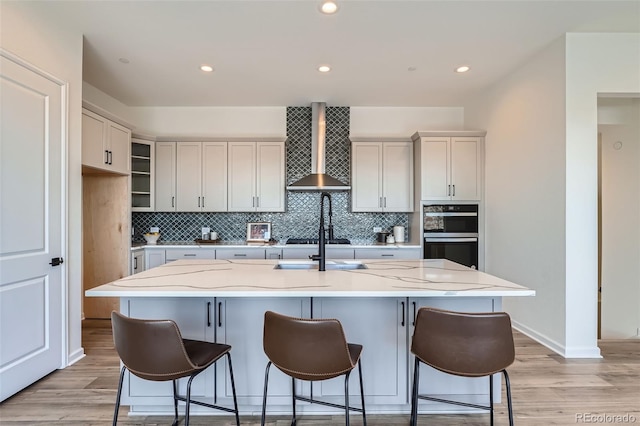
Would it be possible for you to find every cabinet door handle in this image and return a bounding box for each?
[381,254,394,257]
[198,196,201,207]
[256,196,259,208]
[252,196,255,207]
[401,301,405,327]
[452,185,455,196]
[134,257,138,270]
[233,253,247,257]
[109,150,113,165]
[448,185,451,196]
[383,197,387,208]
[207,301,211,327]
[171,196,175,208]
[218,302,222,327]
[201,197,204,208]
[412,301,417,326]
[104,150,109,165]
[184,253,196,257]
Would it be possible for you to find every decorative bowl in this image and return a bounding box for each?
[143,233,160,244]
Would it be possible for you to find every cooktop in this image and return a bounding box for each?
[286,238,351,245]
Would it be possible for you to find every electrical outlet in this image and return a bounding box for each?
[373,226,382,232]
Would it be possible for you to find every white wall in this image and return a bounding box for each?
[0,2,84,363]
[598,99,640,338]
[350,107,464,137]
[565,33,640,355]
[83,82,286,138]
[463,37,569,354]
[465,33,640,358]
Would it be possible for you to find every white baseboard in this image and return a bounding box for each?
[67,347,86,366]
[512,320,602,359]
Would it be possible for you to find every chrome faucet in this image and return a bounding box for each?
[310,191,332,271]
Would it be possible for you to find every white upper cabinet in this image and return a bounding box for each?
[154,142,177,212]
[157,142,228,212]
[351,140,413,212]
[228,141,285,212]
[176,142,203,211]
[201,142,228,212]
[413,131,484,201]
[82,108,130,175]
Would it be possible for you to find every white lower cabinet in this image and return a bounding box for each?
[121,297,215,411]
[215,297,312,407]
[312,298,408,406]
[215,247,266,260]
[145,249,166,269]
[408,297,501,409]
[131,249,144,274]
[354,247,421,259]
[165,248,215,262]
[281,247,355,259]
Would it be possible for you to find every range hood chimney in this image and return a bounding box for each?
[286,102,350,191]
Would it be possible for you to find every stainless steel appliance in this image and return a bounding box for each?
[423,204,479,269]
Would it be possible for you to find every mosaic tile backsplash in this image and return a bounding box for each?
[132,106,410,244]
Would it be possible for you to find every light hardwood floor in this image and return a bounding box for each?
[1,320,638,425]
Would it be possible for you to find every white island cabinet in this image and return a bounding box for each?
[215,297,311,407]
[86,259,534,417]
[121,297,216,413]
[312,298,408,405]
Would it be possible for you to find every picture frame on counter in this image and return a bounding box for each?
[247,222,271,242]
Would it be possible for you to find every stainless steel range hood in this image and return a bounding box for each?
[286,102,350,191]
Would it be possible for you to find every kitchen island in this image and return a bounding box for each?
[86,259,534,417]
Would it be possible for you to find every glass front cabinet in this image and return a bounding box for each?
[131,138,154,211]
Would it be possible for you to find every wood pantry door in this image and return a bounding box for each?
[0,51,66,401]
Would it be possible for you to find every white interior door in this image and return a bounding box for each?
[0,52,65,402]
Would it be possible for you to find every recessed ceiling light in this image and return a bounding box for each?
[455,66,470,73]
[320,1,338,14]
[318,65,331,73]
[200,65,214,72]
[118,58,130,64]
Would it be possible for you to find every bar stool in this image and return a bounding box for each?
[410,307,515,426]
[260,310,367,426]
[111,311,240,426]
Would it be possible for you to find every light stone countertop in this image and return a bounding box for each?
[133,242,422,250]
[85,259,534,298]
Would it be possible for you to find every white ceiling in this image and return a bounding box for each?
[36,0,640,107]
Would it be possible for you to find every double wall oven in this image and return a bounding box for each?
[423,204,479,269]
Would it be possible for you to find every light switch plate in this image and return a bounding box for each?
[373,226,382,232]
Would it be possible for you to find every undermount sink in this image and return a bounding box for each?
[274,260,368,270]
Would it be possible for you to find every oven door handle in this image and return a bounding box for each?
[423,212,477,217]
[424,238,478,243]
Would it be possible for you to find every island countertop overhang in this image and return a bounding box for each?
[85,259,535,298]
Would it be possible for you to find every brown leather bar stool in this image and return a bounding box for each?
[410,307,515,426]
[260,310,367,426]
[111,311,240,426]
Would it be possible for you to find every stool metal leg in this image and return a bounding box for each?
[261,361,272,426]
[184,374,197,426]
[291,377,297,426]
[113,366,126,426]
[344,371,351,426]
[489,373,494,425]
[358,360,367,426]
[171,379,179,426]
[226,353,241,426]
[410,357,420,426]
[504,370,514,426]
